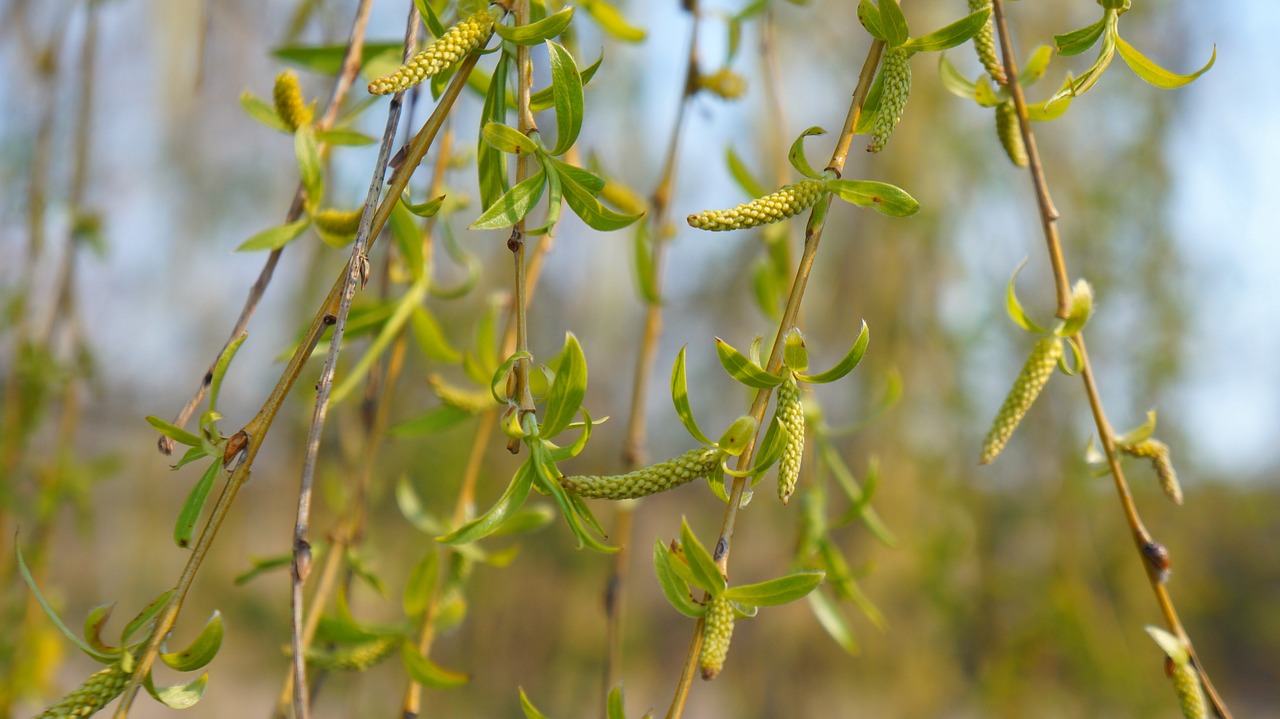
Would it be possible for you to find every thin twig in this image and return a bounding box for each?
[989,0,1231,716]
[664,37,886,719]
[505,0,538,453]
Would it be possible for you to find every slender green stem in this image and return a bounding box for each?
[989,1,1231,716]
[664,37,885,719]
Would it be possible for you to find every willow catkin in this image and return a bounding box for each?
[968,0,1007,85]
[367,10,496,95]
[304,635,398,671]
[776,376,805,504]
[1122,438,1182,505]
[996,100,1028,167]
[687,180,825,232]
[868,47,912,153]
[699,595,735,680]
[560,447,724,499]
[980,336,1062,464]
[312,208,363,236]
[37,663,129,718]
[696,68,748,100]
[1170,659,1208,719]
[273,69,312,131]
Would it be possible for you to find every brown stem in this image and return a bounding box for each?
[989,1,1230,716]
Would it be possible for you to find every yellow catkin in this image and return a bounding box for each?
[36,662,129,718]
[980,336,1062,464]
[311,208,363,236]
[273,70,312,132]
[699,595,735,680]
[367,10,496,95]
[1122,439,1182,505]
[996,100,1028,167]
[696,68,748,100]
[868,47,912,153]
[304,635,398,671]
[1170,660,1207,719]
[687,180,825,232]
[968,0,1007,85]
[428,374,497,415]
[776,376,805,504]
[561,447,724,500]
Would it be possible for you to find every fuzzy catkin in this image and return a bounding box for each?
[304,635,398,671]
[1122,439,1182,505]
[561,447,724,499]
[687,180,825,232]
[968,0,1007,85]
[699,595,735,679]
[368,10,496,95]
[868,47,912,153]
[1171,660,1207,719]
[980,337,1062,464]
[273,70,312,132]
[37,663,129,718]
[996,100,1028,167]
[776,376,805,504]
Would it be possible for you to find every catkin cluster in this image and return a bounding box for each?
[699,595,735,679]
[312,208,363,236]
[273,70,312,132]
[37,663,129,718]
[686,180,825,232]
[980,336,1062,464]
[368,10,496,95]
[1170,659,1207,719]
[776,376,805,504]
[868,47,912,153]
[1121,438,1182,505]
[995,101,1028,167]
[968,0,1007,85]
[304,636,398,671]
[560,447,724,499]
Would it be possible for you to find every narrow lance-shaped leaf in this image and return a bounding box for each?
[1054,17,1106,56]
[607,684,627,719]
[161,611,224,672]
[546,41,584,156]
[580,0,646,42]
[519,687,551,719]
[471,169,547,230]
[16,544,116,662]
[797,320,870,384]
[877,0,909,48]
[1115,35,1215,89]
[857,0,886,42]
[144,671,209,710]
[787,126,827,180]
[295,125,323,207]
[122,590,176,646]
[723,571,825,606]
[654,540,705,618]
[1004,260,1047,334]
[146,415,204,448]
[557,160,642,231]
[235,217,310,252]
[496,7,574,45]
[174,462,220,549]
[726,145,769,199]
[208,333,247,414]
[825,179,919,217]
[402,642,469,688]
[84,603,118,655]
[671,347,715,446]
[715,338,783,389]
[239,91,290,132]
[482,121,539,155]
[437,461,536,545]
[900,8,989,54]
[477,55,510,208]
[680,517,727,594]
[540,332,587,438]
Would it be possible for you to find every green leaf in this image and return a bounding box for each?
[208,332,247,414]
[390,200,425,281]
[825,179,919,217]
[679,517,726,594]
[531,452,617,552]
[653,540,704,618]
[478,56,510,209]
[402,641,470,688]
[1144,626,1190,664]
[1056,278,1094,336]
[239,91,289,132]
[1116,409,1158,446]
[748,415,787,484]
[519,687,551,719]
[437,461,536,545]
[540,332,587,438]
[122,590,176,646]
[470,169,547,230]
[670,347,715,446]
[580,0,646,42]
[715,338,783,389]
[16,543,115,662]
[607,683,626,719]
[787,126,827,180]
[403,549,438,617]
[796,320,869,384]
[417,0,445,38]
[808,590,860,654]
[1116,36,1214,89]
[632,220,659,304]
[332,282,426,404]
[272,41,403,75]
[482,121,539,155]
[723,571,824,606]
[496,7,575,45]
[901,8,988,54]
[1019,45,1055,86]
[558,163,642,231]
[144,671,209,709]
[491,505,556,536]
[1047,21,1117,106]
[174,462,219,548]
[546,41,584,156]
[84,603,118,655]
[294,125,323,207]
[1054,17,1106,56]
[402,194,446,218]
[525,161,563,236]
[160,611,223,671]
[235,217,310,252]
[146,416,203,448]
[856,0,886,41]
[725,145,769,199]
[314,128,376,146]
[877,0,909,48]
[531,53,603,112]
[1004,260,1047,334]
[392,405,472,436]
[783,329,808,373]
[410,306,462,364]
[716,415,758,456]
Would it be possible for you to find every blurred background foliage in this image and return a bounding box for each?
[0,0,1276,717]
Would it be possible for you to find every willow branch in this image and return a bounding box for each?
[990,0,1230,716]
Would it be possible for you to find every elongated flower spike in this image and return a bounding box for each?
[36,662,129,718]
[776,375,805,504]
[995,100,1028,167]
[273,69,312,131]
[687,180,825,232]
[980,336,1063,464]
[968,0,1007,84]
[1147,627,1207,719]
[560,447,725,499]
[699,595,735,679]
[368,8,498,95]
[1121,438,1182,505]
[868,47,912,152]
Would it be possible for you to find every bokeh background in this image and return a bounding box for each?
[1,0,1277,717]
